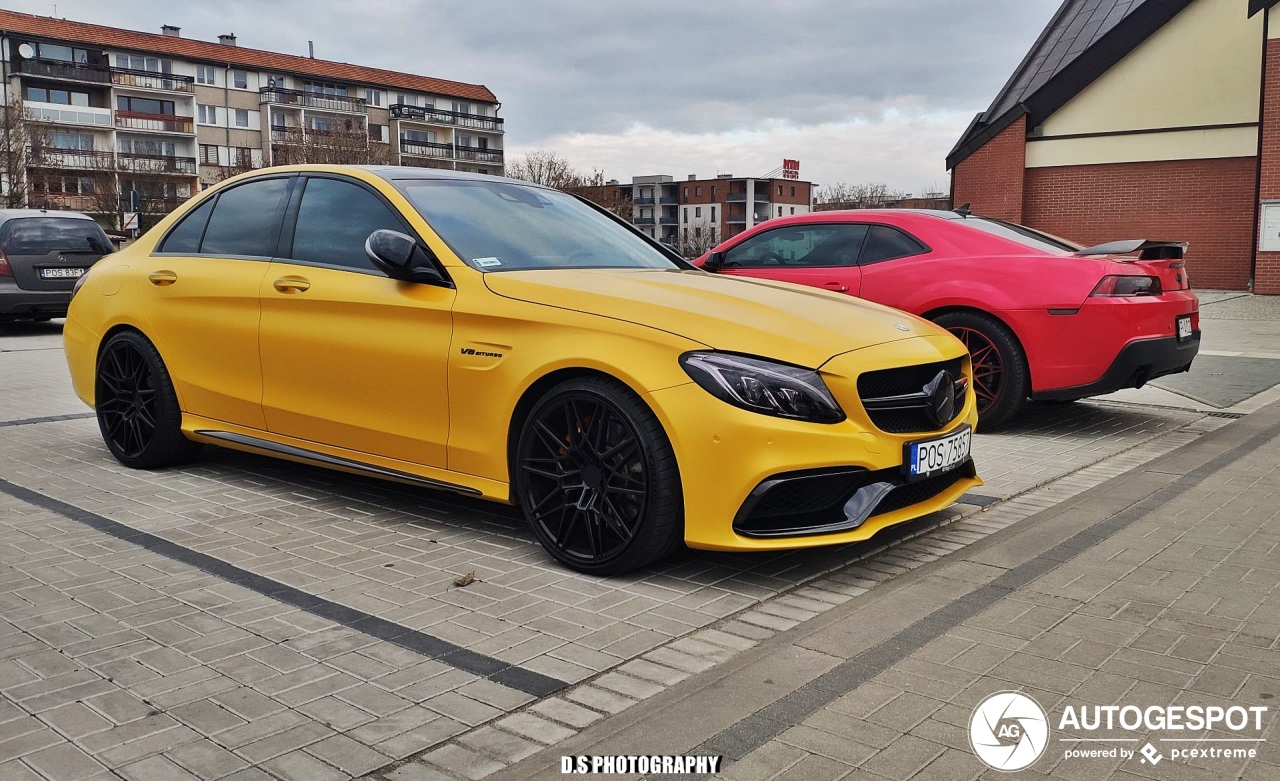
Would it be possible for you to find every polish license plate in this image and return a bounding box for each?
[905,425,972,481]
[39,267,86,279]
[1176,315,1193,342]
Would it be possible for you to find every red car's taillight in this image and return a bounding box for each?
[1091,275,1162,297]
[0,251,10,278]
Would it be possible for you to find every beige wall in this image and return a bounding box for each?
[1034,0,1262,167]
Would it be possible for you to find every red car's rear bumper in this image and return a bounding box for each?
[1004,291,1199,397]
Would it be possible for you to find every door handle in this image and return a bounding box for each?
[147,270,177,286]
[273,276,310,294]
[823,282,849,293]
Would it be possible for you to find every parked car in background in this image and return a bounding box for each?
[0,209,114,322]
[65,165,982,575]
[697,210,1200,428]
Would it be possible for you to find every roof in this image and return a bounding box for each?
[0,208,94,220]
[0,8,498,104]
[947,0,1194,169]
[1250,0,1280,16]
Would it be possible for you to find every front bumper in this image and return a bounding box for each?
[1032,331,1199,401]
[647,334,982,552]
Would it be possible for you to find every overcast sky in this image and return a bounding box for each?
[14,0,1061,193]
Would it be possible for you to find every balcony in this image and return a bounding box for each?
[400,139,454,160]
[726,215,746,223]
[659,216,679,225]
[25,101,112,128]
[633,197,655,205]
[16,58,110,84]
[111,68,194,93]
[118,153,197,175]
[115,111,193,134]
[658,196,678,205]
[389,104,504,132]
[755,191,771,202]
[454,144,503,164]
[634,217,656,225]
[261,87,367,114]
[727,193,747,202]
[29,147,114,170]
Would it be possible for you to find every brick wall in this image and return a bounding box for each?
[1255,38,1280,295]
[1024,157,1256,291]
[951,115,1027,222]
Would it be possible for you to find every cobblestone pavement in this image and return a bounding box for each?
[0,297,1276,780]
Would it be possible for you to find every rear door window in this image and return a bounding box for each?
[157,197,214,254]
[859,225,928,264]
[199,177,293,258]
[1,217,111,255]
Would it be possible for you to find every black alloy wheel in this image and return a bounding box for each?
[932,310,1029,430]
[95,331,201,469]
[515,376,682,575]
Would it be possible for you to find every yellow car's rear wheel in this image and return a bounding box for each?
[515,376,683,575]
[95,331,201,469]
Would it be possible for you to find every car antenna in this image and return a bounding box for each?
[952,203,972,218]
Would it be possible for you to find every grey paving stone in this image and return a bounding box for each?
[259,749,348,781]
[422,743,505,781]
[496,712,576,745]
[303,733,391,776]
[457,725,541,764]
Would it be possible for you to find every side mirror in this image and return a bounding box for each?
[704,251,725,270]
[365,229,450,286]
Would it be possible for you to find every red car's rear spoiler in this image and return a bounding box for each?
[1075,240,1188,261]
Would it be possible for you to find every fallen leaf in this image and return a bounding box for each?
[453,571,476,588]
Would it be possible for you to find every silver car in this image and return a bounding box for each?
[0,209,113,322]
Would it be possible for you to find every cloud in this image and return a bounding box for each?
[12,0,1061,190]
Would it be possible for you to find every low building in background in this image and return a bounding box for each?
[948,0,1280,294]
[0,9,502,231]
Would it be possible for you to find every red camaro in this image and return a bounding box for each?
[696,209,1200,428]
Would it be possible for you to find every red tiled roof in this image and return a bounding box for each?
[0,8,498,103]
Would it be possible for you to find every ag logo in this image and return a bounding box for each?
[969,691,1048,771]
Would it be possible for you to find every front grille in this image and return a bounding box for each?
[745,469,866,520]
[857,358,965,434]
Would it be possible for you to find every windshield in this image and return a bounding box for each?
[2,217,111,255]
[396,179,680,272]
[957,217,1082,254]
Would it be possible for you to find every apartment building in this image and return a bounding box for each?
[0,9,503,230]
[591,172,812,254]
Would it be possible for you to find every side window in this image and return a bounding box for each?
[860,225,927,265]
[723,224,867,269]
[157,197,215,254]
[200,178,292,257]
[289,177,405,270]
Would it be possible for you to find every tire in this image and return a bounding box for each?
[95,330,201,469]
[513,376,684,575]
[932,311,1029,430]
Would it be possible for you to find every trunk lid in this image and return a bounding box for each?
[1,215,112,291]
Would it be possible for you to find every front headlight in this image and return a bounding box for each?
[679,352,845,423]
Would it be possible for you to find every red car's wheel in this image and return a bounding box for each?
[932,311,1028,430]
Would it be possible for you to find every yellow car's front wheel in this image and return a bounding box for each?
[514,376,684,575]
[95,331,202,469]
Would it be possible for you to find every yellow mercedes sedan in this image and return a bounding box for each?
[65,165,981,574]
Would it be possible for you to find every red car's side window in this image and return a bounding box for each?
[724,224,869,268]
[859,225,929,265]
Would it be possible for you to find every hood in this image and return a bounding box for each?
[483,268,932,368]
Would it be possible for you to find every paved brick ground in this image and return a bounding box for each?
[1,299,1276,780]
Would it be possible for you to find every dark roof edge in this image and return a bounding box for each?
[1250,0,1278,18]
[977,1,1077,127]
[948,0,1197,171]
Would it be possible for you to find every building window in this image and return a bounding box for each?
[790,186,796,197]
[116,54,171,73]
[695,207,701,218]
[683,187,688,199]
[35,43,90,63]
[234,109,249,127]
[778,206,783,216]
[26,87,90,106]
[50,132,93,151]
[118,96,175,115]
[304,80,347,96]
[403,129,436,143]
[453,100,476,115]
[777,185,783,196]
[790,207,796,215]
[711,186,716,201]
[233,147,254,167]
[369,123,386,142]
[197,104,218,125]
[682,207,688,223]
[711,206,716,222]
[364,89,382,107]
[309,116,332,132]
[199,144,219,165]
[695,186,701,197]
[395,93,413,106]
[232,70,248,89]
[195,65,216,85]
[120,138,175,156]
